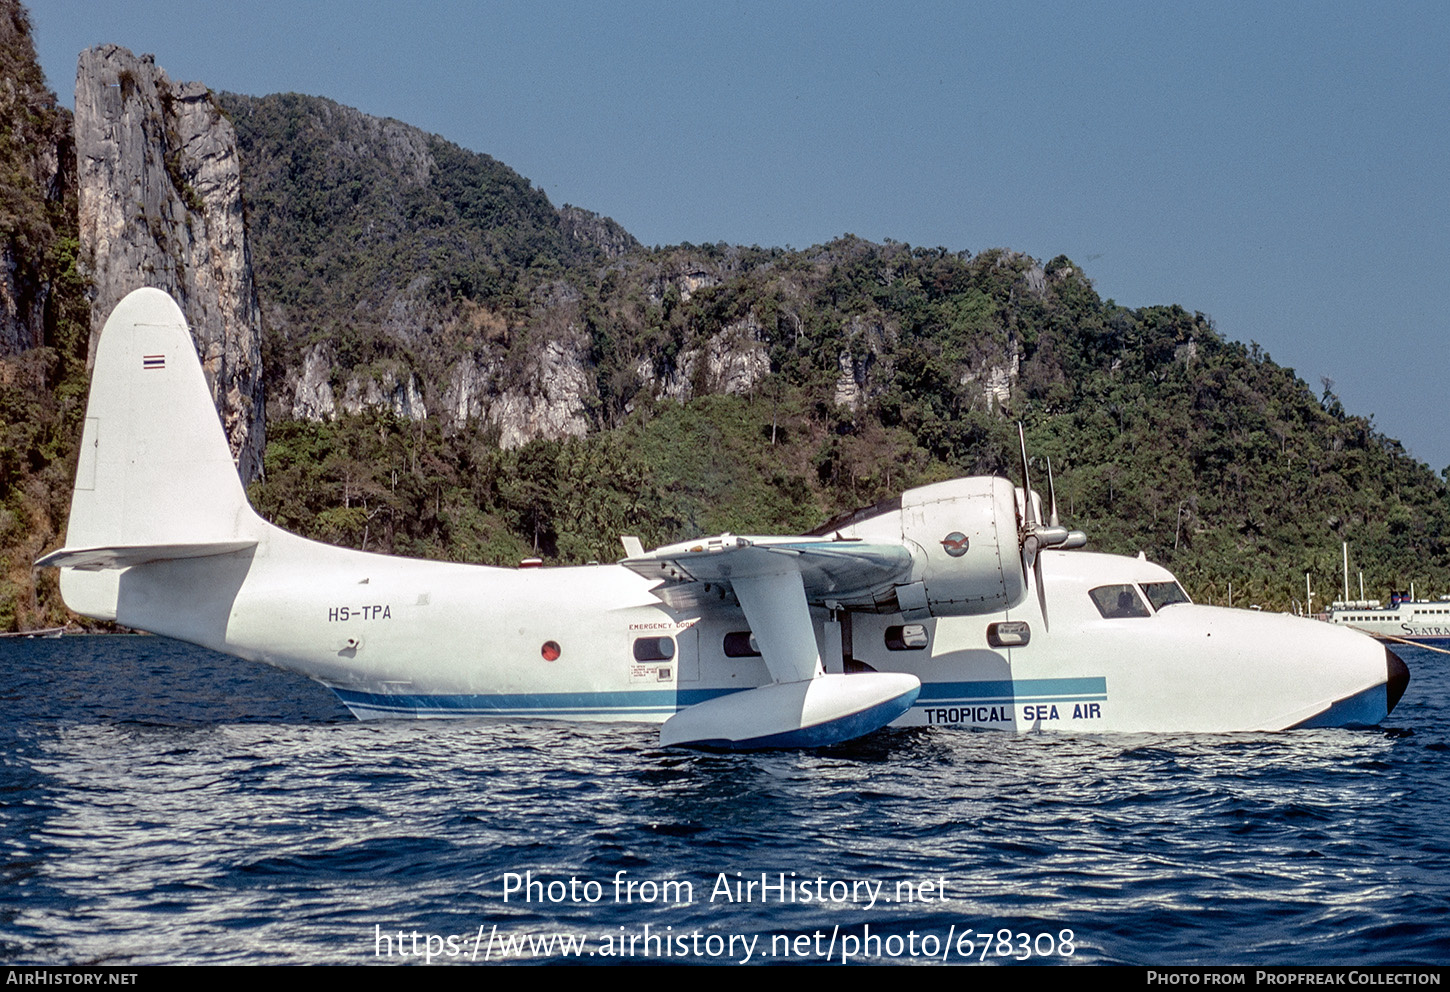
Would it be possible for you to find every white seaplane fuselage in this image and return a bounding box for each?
[73,525,1401,734]
[40,289,1409,746]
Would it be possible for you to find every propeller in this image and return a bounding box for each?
[1045,456,1087,551]
[1015,425,1088,631]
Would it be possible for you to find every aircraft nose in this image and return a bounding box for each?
[1385,647,1410,715]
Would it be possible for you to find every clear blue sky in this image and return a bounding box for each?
[28,1,1450,473]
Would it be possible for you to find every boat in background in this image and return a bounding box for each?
[1325,594,1450,651]
[1323,540,1450,651]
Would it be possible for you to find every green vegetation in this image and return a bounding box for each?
[219,91,637,407]
[250,413,681,566]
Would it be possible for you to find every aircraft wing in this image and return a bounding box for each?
[623,534,914,688]
[620,535,913,612]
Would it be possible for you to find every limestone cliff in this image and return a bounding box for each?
[649,314,771,403]
[0,0,74,357]
[75,45,264,480]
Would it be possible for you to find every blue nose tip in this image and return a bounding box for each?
[1385,647,1410,714]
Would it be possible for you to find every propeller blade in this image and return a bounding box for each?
[1016,424,1062,631]
[1046,456,1060,529]
[1017,423,1037,529]
[1034,551,1049,632]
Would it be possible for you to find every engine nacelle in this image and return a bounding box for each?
[837,477,1027,619]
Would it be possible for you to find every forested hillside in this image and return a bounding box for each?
[220,90,637,429]
[242,234,1450,611]
[0,10,1445,631]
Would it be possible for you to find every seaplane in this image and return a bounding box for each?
[36,289,1411,748]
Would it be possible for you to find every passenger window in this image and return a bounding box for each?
[723,631,761,657]
[987,621,1030,648]
[885,624,929,651]
[1142,581,1190,611]
[632,636,675,662]
[1089,584,1151,619]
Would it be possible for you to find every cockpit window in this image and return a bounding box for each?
[1142,581,1190,611]
[1089,584,1151,619]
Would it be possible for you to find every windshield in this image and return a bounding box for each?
[1142,581,1190,611]
[1089,584,1151,619]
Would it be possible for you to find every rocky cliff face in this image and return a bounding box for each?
[558,204,637,260]
[434,281,592,445]
[444,338,593,448]
[278,279,596,448]
[650,313,771,403]
[75,45,265,480]
[0,1,74,357]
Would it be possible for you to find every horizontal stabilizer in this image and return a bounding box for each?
[35,540,257,571]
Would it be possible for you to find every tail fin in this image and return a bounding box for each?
[38,288,261,618]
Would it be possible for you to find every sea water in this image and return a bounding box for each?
[1,635,1446,965]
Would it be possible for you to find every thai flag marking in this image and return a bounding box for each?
[143,354,165,369]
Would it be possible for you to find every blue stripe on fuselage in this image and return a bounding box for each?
[329,685,745,719]
[915,677,1108,705]
[331,677,1110,720]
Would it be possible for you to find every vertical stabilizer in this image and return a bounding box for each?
[50,289,262,618]
[67,287,257,548]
